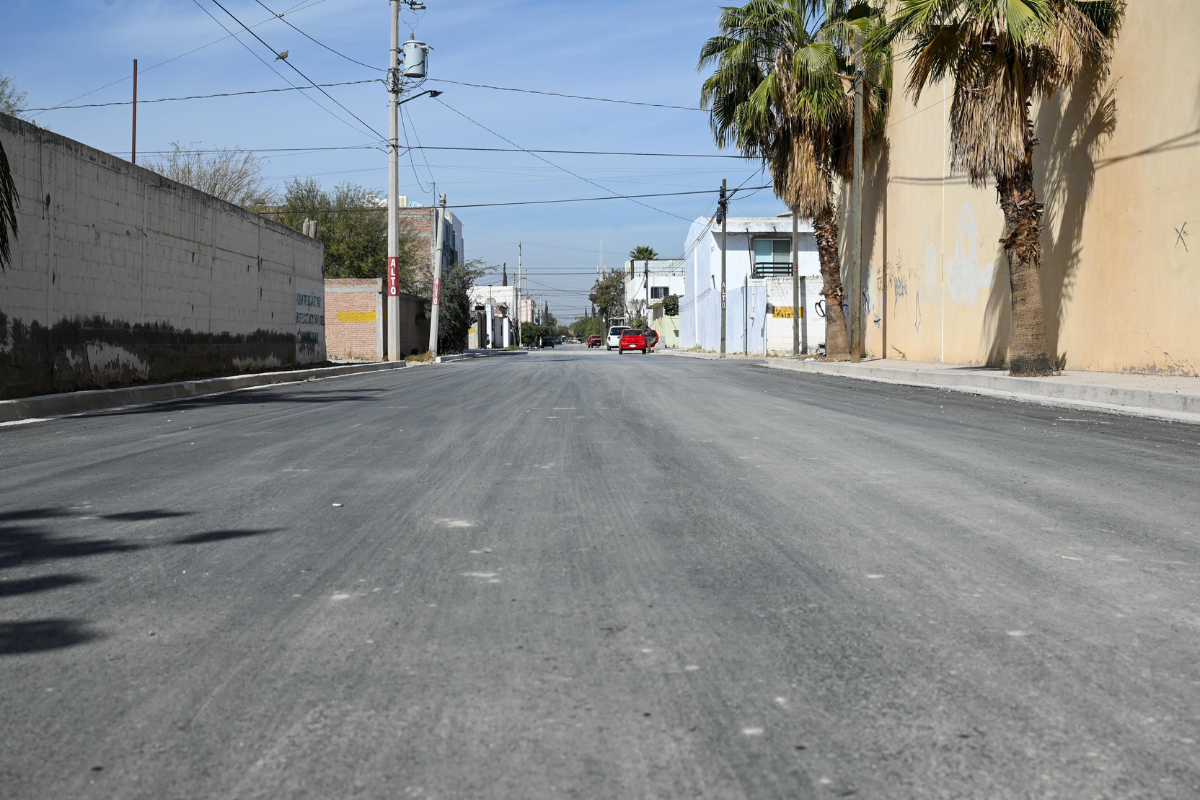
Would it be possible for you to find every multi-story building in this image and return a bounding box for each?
[397,196,464,281]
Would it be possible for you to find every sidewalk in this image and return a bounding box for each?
[763,358,1200,424]
[0,361,406,426]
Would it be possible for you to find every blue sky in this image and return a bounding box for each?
[3,0,786,320]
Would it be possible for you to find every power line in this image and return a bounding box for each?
[208,0,387,142]
[109,144,752,159]
[435,98,695,223]
[252,0,385,73]
[189,0,381,142]
[255,184,771,214]
[17,80,379,112]
[426,79,702,111]
[27,0,328,120]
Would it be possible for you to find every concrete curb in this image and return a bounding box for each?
[0,362,406,425]
[762,359,1200,424]
[436,350,529,363]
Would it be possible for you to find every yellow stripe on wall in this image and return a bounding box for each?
[337,311,377,322]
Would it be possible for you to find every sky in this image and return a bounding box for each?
[2,0,787,321]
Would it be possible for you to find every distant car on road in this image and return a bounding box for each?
[541,336,555,348]
[619,329,650,354]
[587,335,602,348]
[606,326,630,350]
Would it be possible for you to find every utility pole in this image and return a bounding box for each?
[849,29,865,363]
[792,210,800,356]
[131,59,138,165]
[517,241,523,347]
[718,179,728,359]
[427,193,447,356]
[386,1,401,361]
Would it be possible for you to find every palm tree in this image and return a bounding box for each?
[886,0,1121,375]
[629,245,659,260]
[700,0,890,360]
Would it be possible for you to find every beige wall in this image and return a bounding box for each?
[851,0,1200,375]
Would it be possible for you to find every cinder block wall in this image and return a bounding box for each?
[326,279,381,360]
[0,112,326,399]
[324,280,429,360]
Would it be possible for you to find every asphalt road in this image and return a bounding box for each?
[2,346,1199,799]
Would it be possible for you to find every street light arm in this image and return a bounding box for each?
[397,89,441,106]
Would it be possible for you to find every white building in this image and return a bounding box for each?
[680,215,825,355]
[468,284,517,349]
[622,259,686,321]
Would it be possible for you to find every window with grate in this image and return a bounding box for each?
[753,239,793,278]
[650,286,669,299]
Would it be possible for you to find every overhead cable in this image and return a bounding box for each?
[427,79,702,111]
[17,80,379,112]
[252,0,386,73]
[435,98,696,223]
[28,0,327,120]
[208,0,387,142]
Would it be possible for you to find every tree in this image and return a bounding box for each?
[276,178,418,282]
[414,258,490,354]
[589,269,626,324]
[0,137,17,272]
[663,294,680,317]
[541,302,558,330]
[629,245,658,260]
[886,0,1121,374]
[0,74,28,118]
[146,141,277,207]
[699,0,891,360]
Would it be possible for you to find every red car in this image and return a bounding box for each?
[587,334,602,348]
[619,329,650,354]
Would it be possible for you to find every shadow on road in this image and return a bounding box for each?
[0,619,102,655]
[0,506,286,657]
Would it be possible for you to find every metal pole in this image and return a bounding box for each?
[801,275,809,354]
[517,242,523,347]
[850,29,865,362]
[386,1,401,360]
[792,210,800,356]
[719,179,727,359]
[743,271,748,356]
[427,193,447,355]
[131,60,138,165]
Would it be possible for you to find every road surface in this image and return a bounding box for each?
[2,346,1198,799]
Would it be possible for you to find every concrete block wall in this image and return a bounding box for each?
[326,279,382,360]
[324,280,429,360]
[0,112,326,398]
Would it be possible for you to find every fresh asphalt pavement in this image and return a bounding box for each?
[2,345,1199,799]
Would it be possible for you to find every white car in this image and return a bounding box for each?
[606,326,630,350]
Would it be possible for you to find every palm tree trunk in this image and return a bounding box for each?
[996,120,1052,376]
[814,204,850,360]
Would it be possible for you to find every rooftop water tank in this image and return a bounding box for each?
[401,39,430,79]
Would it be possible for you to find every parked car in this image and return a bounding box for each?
[606,326,630,350]
[619,329,650,354]
[587,335,602,348]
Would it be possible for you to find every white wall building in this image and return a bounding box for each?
[680,215,825,355]
[622,259,686,322]
[468,284,517,349]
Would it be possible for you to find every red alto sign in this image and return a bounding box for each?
[431,277,442,306]
[387,257,399,297]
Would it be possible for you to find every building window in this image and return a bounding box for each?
[753,238,793,278]
[650,286,669,299]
